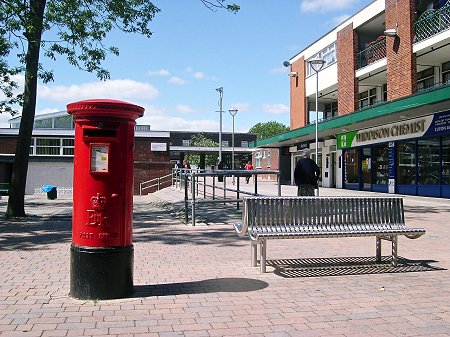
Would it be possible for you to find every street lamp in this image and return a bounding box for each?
[308,58,325,166]
[228,107,238,172]
[216,87,224,161]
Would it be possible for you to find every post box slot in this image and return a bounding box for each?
[84,129,117,138]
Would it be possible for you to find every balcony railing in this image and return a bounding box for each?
[414,1,450,43]
[357,36,386,69]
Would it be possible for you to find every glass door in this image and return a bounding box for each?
[361,147,371,190]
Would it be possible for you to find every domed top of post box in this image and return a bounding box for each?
[67,99,144,120]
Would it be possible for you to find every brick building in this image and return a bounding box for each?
[0,111,255,195]
[253,0,450,198]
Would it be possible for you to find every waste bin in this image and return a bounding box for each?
[42,185,57,200]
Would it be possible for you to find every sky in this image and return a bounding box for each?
[0,0,373,133]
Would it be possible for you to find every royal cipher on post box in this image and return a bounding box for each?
[67,99,144,300]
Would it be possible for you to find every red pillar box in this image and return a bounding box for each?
[67,99,144,300]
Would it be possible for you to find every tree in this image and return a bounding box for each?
[186,133,219,168]
[0,0,239,217]
[249,121,290,140]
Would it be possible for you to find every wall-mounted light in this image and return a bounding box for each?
[288,71,298,77]
[384,28,397,37]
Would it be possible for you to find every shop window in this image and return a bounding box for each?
[344,149,359,186]
[222,141,229,147]
[241,141,248,148]
[358,88,377,109]
[182,140,190,146]
[418,138,440,184]
[372,144,389,185]
[397,140,416,184]
[442,136,450,184]
[417,67,434,90]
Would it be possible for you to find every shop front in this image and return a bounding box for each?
[337,109,450,198]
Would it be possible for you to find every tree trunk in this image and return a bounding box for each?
[6,0,47,217]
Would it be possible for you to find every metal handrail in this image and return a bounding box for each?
[139,173,173,196]
[357,36,386,69]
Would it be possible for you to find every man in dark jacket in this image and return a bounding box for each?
[294,149,320,196]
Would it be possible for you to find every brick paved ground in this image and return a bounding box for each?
[1,184,450,336]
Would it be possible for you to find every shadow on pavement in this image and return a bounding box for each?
[269,256,445,278]
[133,277,269,297]
[0,214,72,251]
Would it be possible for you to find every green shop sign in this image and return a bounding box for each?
[337,110,450,149]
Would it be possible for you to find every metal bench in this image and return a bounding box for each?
[234,196,426,273]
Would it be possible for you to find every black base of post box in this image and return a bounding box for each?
[70,244,133,300]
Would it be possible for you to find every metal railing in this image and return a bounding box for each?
[414,2,450,43]
[357,36,386,69]
[174,169,281,226]
[139,172,173,196]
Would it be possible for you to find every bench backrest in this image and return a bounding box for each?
[243,196,405,229]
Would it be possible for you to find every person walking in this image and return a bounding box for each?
[294,149,320,196]
[244,161,253,184]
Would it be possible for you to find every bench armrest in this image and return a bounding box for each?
[234,222,248,237]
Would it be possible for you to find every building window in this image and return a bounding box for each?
[54,115,73,129]
[222,141,229,147]
[34,118,53,129]
[442,61,450,84]
[358,88,377,109]
[241,141,249,148]
[417,67,434,90]
[266,150,271,168]
[30,137,74,156]
[306,42,336,77]
[397,140,416,184]
[324,101,338,119]
[182,140,190,146]
[383,83,387,101]
[255,151,262,168]
[344,149,359,187]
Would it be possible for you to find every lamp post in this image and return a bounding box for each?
[216,87,224,161]
[228,108,238,172]
[308,58,325,165]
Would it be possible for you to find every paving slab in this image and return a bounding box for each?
[1,185,450,337]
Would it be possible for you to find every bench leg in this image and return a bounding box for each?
[260,240,267,273]
[251,241,257,267]
[376,237,382,263]
[391,235,398,267]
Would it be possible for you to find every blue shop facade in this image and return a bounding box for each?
[337,109,450,198]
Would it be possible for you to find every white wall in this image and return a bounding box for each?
[26,160,73,195]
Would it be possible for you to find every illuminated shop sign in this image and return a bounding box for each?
[337,109,450,149]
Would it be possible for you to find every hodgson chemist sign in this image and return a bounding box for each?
[337,110,450,149]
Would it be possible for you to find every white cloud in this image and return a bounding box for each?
[176,104,198,114]
[193,72,205,79]
[262,103,289,115]
[229,103,251,112]
[300,0,358,13]
[139,114,218,131]
[168,76,187,85]
[38,79,159,102]
[148,69,171,76]
[330,14,351,26]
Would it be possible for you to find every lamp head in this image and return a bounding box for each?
[215,86,223,93]
[228,107,238,116]
[288,71,298,77]
[308,58,326,72]
[283,61,290,67]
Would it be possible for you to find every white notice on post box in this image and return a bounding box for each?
[90,144,109,172]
